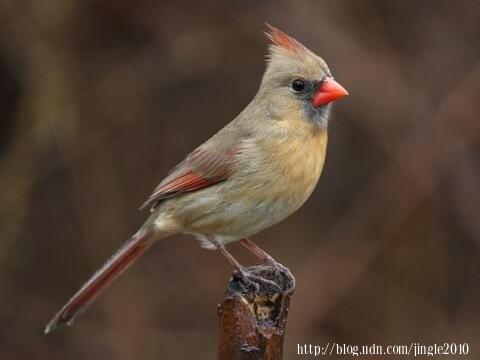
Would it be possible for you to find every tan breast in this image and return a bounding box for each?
[264,125,327,203]
[233,119,328,212]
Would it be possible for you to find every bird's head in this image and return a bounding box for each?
[258,25,348,128]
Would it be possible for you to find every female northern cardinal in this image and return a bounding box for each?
[45,25,348,333]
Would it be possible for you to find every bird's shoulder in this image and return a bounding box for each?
[140,119,251,210]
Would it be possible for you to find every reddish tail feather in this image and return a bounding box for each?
[45,230,155,333]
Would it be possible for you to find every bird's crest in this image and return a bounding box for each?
[265,24,306,55]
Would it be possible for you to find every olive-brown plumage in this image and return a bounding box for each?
[45,25,348,333]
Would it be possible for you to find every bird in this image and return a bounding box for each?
[45,24,348,334]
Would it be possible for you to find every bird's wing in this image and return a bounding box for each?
[140,143,238,210]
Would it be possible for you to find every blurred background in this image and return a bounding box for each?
[1,0,479,359]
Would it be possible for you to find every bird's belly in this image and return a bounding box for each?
[185,192,305,249]
[182,133,326,243]
[158,129,328,246]
[177,189,299,242]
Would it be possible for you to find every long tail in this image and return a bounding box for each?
[45,229,157,334]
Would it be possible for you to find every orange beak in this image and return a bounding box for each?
[312,78,349,107]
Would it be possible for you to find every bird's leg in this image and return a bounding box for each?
[240,237,275,263]
[240,238,296,292]
[215,240,244,271]
[208,237,281,292]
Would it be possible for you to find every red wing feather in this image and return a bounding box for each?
[160,172,210,193]
[141,146,235,209]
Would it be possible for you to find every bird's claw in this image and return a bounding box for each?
[263,257,296,294]
[233,268,283,293]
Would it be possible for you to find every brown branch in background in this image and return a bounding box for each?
[217,265,295,360]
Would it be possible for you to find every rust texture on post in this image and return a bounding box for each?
[217,265,295,360]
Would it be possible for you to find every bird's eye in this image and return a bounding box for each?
[291,79,306,93]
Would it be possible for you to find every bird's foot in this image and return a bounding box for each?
[233,267,282,293]
[263,257,296,294]
[239,238,295,292]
